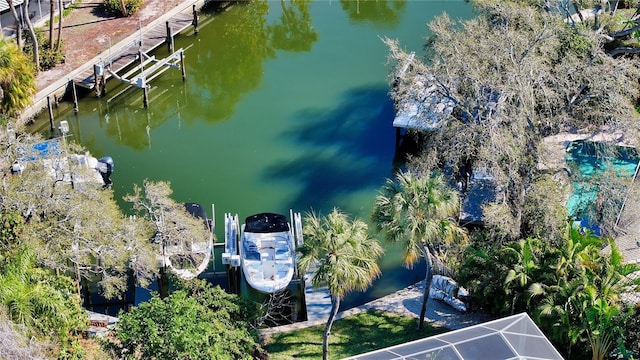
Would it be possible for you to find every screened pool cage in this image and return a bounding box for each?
[344,313,564,360]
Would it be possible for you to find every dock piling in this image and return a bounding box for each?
[70,80,78,113]
[93,63,106,97]
[192,5,198,34]
[180,50,186,81]
[93,64,100,97]
[47,96,55,132]
[166,21,174,53]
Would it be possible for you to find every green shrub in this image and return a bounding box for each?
[22,28,65,71]
[103,0,144,16]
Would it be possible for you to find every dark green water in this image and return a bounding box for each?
[32,0,473,309]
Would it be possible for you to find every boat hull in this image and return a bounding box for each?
[240,213,295,294]
[161,203,214,280]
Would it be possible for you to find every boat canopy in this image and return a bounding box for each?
[244,213,289,233]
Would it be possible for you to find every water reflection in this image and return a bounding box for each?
[340,0,407,27]
[269,0,318,52]
[189,1,273,123]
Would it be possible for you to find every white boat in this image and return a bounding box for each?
[223,211,303,294]
[162,203,214,280]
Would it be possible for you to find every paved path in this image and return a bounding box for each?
[261,280,492,336]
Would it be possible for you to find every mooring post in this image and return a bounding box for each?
[70,79,78,113]
[100,71,106,96]
[180,49,186,81]
[93,64,100,97]
[138,48,149,108]
[192,4,199,34]
[166,21,174,53]
[143,86,149,108]
[47,96,55,132]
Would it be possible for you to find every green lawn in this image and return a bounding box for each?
[262,310,449,359]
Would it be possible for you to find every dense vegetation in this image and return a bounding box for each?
[0,130,244,358]
[103,278,263,359]
[0,38,36,117]
[385,0,640,358]
[103,0,145,17]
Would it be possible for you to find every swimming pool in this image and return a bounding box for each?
[565,140,639,234]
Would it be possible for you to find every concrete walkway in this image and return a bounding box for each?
[261,280,492,336]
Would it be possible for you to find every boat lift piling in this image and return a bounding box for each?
[47,96,55,132]
[70,79,79,113]
[192,5,199,34]
[223,213,241,294]
[139,48,149,107]
[166,21,175,53]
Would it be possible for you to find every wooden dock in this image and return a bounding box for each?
[73,11,195,90]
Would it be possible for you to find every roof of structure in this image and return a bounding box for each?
[392,74,454,132]
[459,170,496,226]
[343,313,564,360]
[0,0,25,13]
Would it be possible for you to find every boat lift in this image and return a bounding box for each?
[222,213,241,268]
[291,210,303,248]
[104,48,186,108]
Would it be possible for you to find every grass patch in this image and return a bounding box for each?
[263,310,449,359]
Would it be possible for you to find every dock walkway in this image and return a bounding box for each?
[74,11,194,90]
[20,0,206,123]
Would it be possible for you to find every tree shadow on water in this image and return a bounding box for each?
[264,85,398,214]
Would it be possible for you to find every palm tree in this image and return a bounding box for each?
[297,208,383,360]
[501,237,544,314]
[371,170,467,330]
[537,224,640,359]
[0,37,36,116]
[0,245,86,339]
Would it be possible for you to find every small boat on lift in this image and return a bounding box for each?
[223,211,303,294]
[162,203,214,280]
[11,138,114,188]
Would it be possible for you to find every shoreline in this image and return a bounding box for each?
[261,279,492,336]
[18,0,207,125]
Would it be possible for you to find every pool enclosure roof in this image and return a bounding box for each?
[343,313,564,360]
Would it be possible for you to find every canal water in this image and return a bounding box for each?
[31,0,473,310]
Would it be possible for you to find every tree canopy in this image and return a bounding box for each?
[0,210,90,359]
[0,132,158,299]
[386,1,640,357]
[385,0,640,239]
[105,279,263,359]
